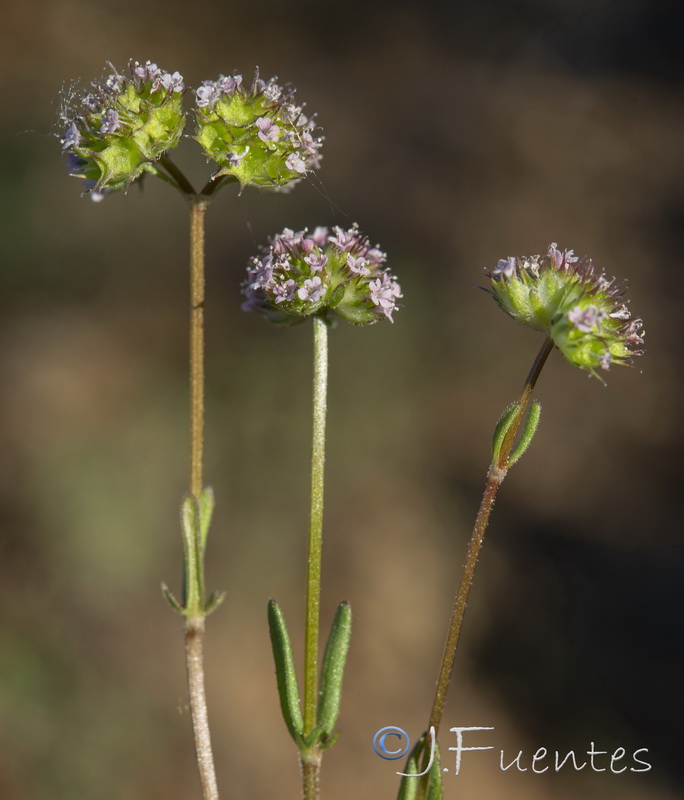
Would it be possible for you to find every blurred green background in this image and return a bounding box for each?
[1,1,682,798]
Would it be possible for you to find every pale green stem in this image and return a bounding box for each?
[302,315,328,800]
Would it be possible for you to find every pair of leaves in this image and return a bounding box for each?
[268,599,352,751]
[163,488,225,619]
[396,729,443,800]
[491,400,542,470]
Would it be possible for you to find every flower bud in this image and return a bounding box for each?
[487,243,644,376]
[242,225,401,325]
[195,71,322,190]
[60,60,186,197]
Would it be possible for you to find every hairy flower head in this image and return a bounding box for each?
[60,60,186,197]
[195,71,322,190]
[487,243,644,377]
[242,225,401,325]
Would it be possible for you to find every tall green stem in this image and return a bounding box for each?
[301,315,329,799]
[416,337,553,799]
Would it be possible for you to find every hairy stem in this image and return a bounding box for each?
[423,336,553,783]
[185,617,219,800]
[185,197,219,800]
[189,198,208,500]
[300,749,322,800]
[302,315,329,799]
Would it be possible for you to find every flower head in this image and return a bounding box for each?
[242,225,400,325]
[60,60,186,197]
[195,71,322,190]
[487,243,644,376]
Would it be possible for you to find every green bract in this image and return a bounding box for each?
[488,244,644,377]
[195,72,322,190]
[62,61,186,196]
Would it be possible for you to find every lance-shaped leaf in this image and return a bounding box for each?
[507,401,541,466]
[181,494,203,614]
[317,601,352,744]
[204,589,226,616]
[198,486,215,554]
[397,728,443,800]
[491,402,520,466]
[426,738,443,800]
[161,581,184,615]
[396,727,441,800]
[267,599,304,744]
[396,745,421,800]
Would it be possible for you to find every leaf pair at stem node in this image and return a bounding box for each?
[268,599,352,752]
[491,400,542,470]
[163,488,225,619]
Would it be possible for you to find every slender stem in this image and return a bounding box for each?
[427,336,554,739]
[200,173,239,198]
[296,316,329,800]
[426,470,502,738]
[189,198,208,500]
[159,153,198,197]
[300,750,322,800]
[185,617,219,800]
[185,197,220,800]
[304,315,329,735]
[498,336,554,468]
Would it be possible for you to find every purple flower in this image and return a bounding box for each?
[217,74,242,95]
[242,224,399,325]
[311,227,329,246]
[305,253,328,271]
[568,304,605,333]
[548,242,579,269]
[369,274,402,321]
[62,121,81,150]
[196,81,220,108]
[347,255,370,276]
[263,80,283,102]
[285,152,307,173]
[274,278,297,304]
[133,61,160,84]
[159,71,185,93]
[493,257,517,280]
[256,117,281,143]
[298,276,326,303]
[100,108,120,134]
[330,226,357,251]
[60,59,186,197]
[487,243,644,376]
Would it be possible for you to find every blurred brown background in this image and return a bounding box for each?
[1,0,682,798]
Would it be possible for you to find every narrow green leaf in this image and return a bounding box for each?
[507,401,542,466]
[161,582,185,615]
[267,599,304,743]
[396,736,425,800]
[491,402,520,465]
[199,486,215,554]
[427,740,443,800]
[204,590,226,616]
[181,494,203,615]
[317,601,352,743]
